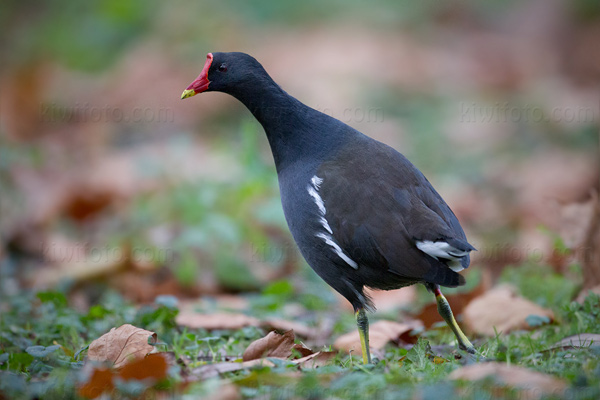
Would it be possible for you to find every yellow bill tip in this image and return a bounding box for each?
[181,89,196,100]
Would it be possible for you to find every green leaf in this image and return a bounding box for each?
[262,280,294,297]
[86,304,112,319]
[74,345,89,361]
[36,291,67,308]
[7,353,34,372]
[25,345,61,358]
[405,338,432,370]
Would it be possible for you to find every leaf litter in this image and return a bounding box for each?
[87,324,157,368]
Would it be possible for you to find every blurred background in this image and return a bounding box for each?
[1,0,599,317]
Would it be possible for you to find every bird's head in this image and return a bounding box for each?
[181,52,266,99]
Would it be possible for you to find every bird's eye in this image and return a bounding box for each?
[218,64,228,72]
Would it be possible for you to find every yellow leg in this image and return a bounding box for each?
[355,308,372,364]
[432,284,476,354]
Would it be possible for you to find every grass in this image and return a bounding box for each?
[1,262,599,399]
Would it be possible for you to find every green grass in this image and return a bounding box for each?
[1,263,599,399]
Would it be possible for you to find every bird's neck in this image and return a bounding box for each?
[230,80,347,173]
[230,80,298,131]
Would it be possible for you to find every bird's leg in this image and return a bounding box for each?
[431,284,476,354]
[355,308,372,364]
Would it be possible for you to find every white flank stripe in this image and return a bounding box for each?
[320,217,333,234]
[311,175,323,188]
[307,175,358,269]
[307,186,326,215]
[316,233,358,269]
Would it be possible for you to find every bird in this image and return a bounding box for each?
[181,52,477,364]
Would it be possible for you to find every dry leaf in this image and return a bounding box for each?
[463,285,554,336]
[334,320,423,356]
[78,353,169,399]
[176,312,259,330]
[291,342,314,358]
[78,367,113,399]
[119,353,168,381]
[450,362,567,399]
[293,351,337,368]
[547,334,600,351]
[242,330,296,361]
[87,324,157,368]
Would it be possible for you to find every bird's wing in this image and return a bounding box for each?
[315,137,474,286]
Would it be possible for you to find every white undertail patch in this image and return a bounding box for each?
[308,175,358,269]
[416,240,468,272]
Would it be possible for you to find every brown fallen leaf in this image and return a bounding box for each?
[546,333,600,351]
[334,319,423,356]
[176,311,260,331]
[449,362,567,399]
[87,324,157,369]
[462,285,554,336]
[119,353,169,381]
[79,353,169,399]
[243,330,296,361]
[291,342,314,358]
[78,367,113,399]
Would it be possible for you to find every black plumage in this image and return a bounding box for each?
[182,52,478,362]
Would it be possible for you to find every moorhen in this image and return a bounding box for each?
[181,52,477,363]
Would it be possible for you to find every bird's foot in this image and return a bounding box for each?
[455,343,489,363]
